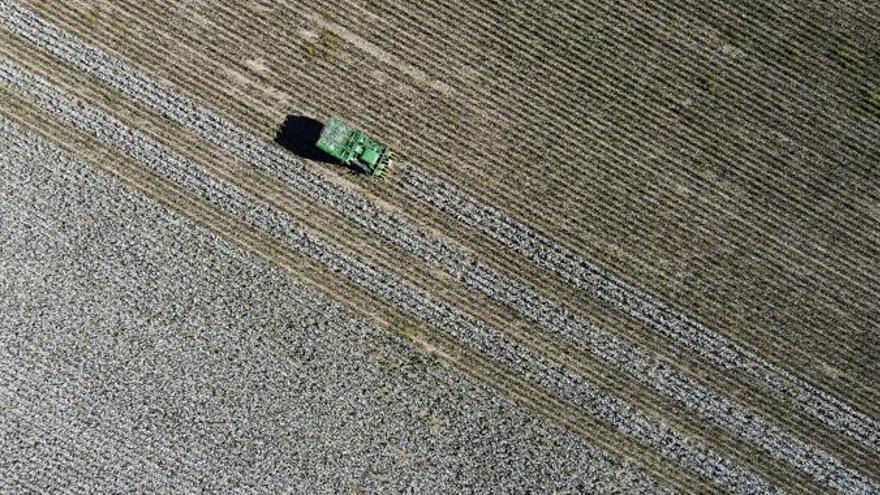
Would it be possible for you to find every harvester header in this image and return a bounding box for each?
[316,116,394,176]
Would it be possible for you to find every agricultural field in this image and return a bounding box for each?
[0,0,878,492]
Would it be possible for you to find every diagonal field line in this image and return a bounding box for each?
[0,1,876,492]
[402,164,880,451]
[0,67,773,493]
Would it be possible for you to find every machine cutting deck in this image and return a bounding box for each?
[316,116,394,176]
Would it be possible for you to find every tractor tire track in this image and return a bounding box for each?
[55,0,880,338]
[0,95,721,495]
[62,0,880,378]
[0,123,674,493]
[6,36,846,488]
[3,2,876,492]
[41,0,880,420]
[0,57,781,493]
[17,2,876,484]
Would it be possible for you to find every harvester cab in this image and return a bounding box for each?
[316,116,394,176]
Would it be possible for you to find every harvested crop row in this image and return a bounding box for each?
[0,27,856,490]
[0,94,722,495]
[32,0,880,462]
[76,0,880,379]
[384,0,880,338]
[361,0,880,239]
[302,0,880,280]
[366,0,877,135]
[300,0,880,342]
[404,168,880,456]
[5,2,872,492]
[0,119,682,493]
[67,0,880,355]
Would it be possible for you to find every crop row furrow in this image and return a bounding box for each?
[404,167,880,458]
[5,3,872,490]
[67,0,880,382]
[382,0,880,206]
[0,27,786,486]
[0,54,780,493]
[103,0,880,324]
[15,0,880,456]
[0,98,706,494]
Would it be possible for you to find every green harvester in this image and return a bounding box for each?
[316,116,394,176]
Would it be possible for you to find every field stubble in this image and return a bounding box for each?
[36,0,874,414]
[0,114,680,493]
[1,0,880,492]
[15,0,880,464]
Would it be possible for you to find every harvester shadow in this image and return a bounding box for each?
[274,115,337,164]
